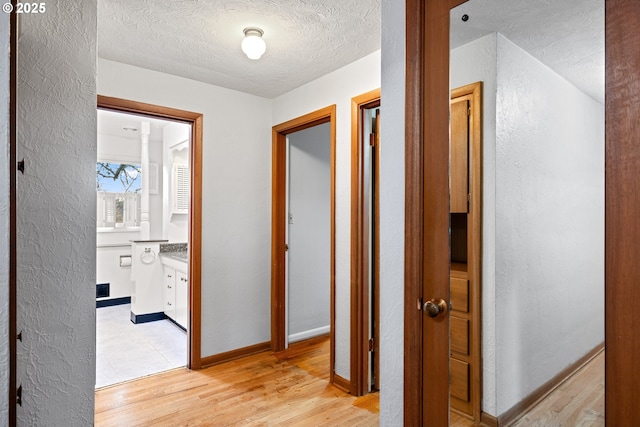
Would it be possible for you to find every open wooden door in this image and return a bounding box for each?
[404,0,468,425]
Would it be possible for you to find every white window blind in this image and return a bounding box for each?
[172,163,190,214]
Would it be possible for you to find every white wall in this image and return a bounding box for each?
[493,34,604,415]
[380,0,405,423]
[98,59,273,357]
[450,32,499,415]
[272,50,381,380]
[163,122,190,243]
[0,10,9,424]
[287,123,331,341]
[16,2,97,424]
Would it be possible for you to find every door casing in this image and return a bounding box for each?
[271,105,340,384]
[96,95,204,370]
[350,88,381,396]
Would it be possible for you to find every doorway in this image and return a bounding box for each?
[95,108,193,387]
[271,105,338,384]
[350,88,381,396]
[97,95,203,373]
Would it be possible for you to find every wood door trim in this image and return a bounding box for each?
[271,105,337,383]
[96,95,203,369]
[605,1,640,424]
[350,88,381,396]
[405,0,459,424]
[451,82,483,421]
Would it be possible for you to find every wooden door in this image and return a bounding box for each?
[605,0,640,424]
[405,0,468,425]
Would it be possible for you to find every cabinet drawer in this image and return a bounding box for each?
[450,277,469,313]
[450,316,469,355]
[450,358,470,402]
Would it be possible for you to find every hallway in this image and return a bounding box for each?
[95,337,379,426]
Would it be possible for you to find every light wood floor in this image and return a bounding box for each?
[96,337,604,426]
[451,351,604,427]
[95,336,379,426]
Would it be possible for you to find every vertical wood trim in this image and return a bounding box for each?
[271,129,287,352]
[95,95,203,370]
[189,115,203,369]
[404,0,426,422]
[451,82,483,422]
[271,105,337,384]
[9,3,18,424]
[605,0,640,425]
[350,89,381,396]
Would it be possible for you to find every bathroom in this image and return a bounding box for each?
[95,108,192,388]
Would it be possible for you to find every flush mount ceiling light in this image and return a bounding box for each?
[241,27,266,60]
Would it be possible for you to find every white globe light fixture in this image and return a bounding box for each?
[241,27,266,60]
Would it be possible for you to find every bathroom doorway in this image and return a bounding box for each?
[95,96,203,388]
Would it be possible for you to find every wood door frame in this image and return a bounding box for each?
[96,95,203,370]
[407,0,640,425]
[271,105,337,381]
[350,88,381,396]
[450,82,483,421]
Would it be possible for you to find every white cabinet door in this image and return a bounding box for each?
[163,266,176,321]
[175,270,188,329]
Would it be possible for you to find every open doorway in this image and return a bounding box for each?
[95,108,192,388]
[271,105,339,385]
[350,88,381,396]
[95,96,204,390]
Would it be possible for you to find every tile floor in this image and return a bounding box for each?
[95,303,187,389]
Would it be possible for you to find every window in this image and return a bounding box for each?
[97,162,142,229]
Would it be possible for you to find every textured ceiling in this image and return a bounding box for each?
[451,0,604,104]
[98,0,381,98]
[98,0,603,103]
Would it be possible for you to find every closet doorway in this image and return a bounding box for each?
[271,106,339,384]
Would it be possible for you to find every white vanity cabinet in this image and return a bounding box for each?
[175,270,188,329]
[163,266,177,321]
[162,263,188,330]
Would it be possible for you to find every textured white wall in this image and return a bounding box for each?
[493,34,604,415]
[287,124,331,340]
[272,50,381,380]
[16,2,97,424]
[380,0,405,423]
[450,33,499,415]
[0,10,9,424]
[98,59,273,357]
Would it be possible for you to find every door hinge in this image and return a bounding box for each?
[368,338,375,352]
[17,159,25,174]
[284,243,289,252]
[468,108,471,116]
[16,385,22,406]
[369,133,376,147]
[17,331,22,341]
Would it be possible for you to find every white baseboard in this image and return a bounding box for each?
[288,325,330,343]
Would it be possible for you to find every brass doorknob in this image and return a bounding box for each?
[423,298,448,318]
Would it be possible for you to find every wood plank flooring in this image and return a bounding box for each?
[96,336,604,426]
[95,336,379,426]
